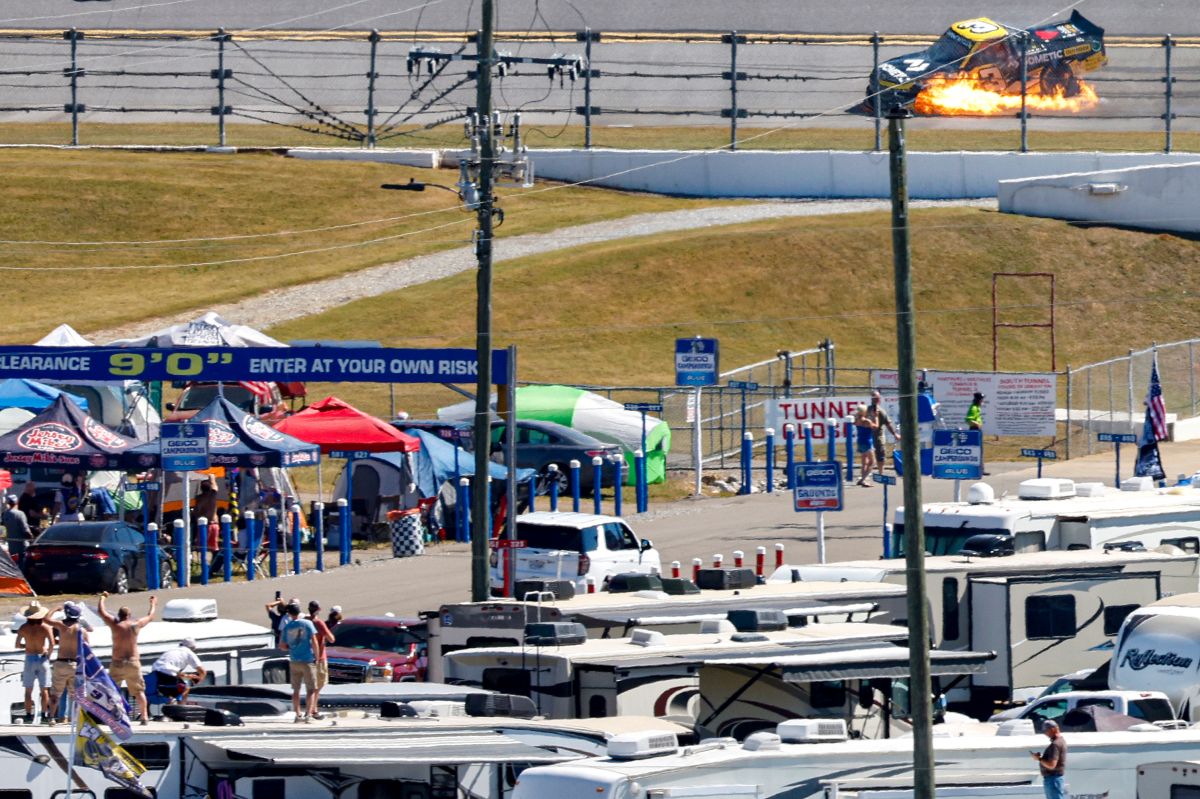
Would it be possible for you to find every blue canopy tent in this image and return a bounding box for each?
[0,378,88,413]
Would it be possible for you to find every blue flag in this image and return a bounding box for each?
[74,637,133,742]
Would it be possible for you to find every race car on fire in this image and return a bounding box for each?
[858,10,1106,114]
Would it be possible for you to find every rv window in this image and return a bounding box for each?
[894,525,1013,556]
[1025,595,1076,639]
[465,636,520,649]
[122,742,171,770]
[810,680,847,709]
[106,791,156,799]
[941,578,960,642]
[0,791,33,799]
[250,779,285,799]
[1103,604,1139,636]
[588,695,608,718]
[1163,536,1200,554]
[1170,787,1200,799]
[482,667,532,697]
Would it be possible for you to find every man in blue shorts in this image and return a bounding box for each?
[15,604,52,724]
[853,403,878,486]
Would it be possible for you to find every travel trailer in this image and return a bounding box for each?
[897,477,1200,556]
[1136,760,1200,798]
[425,579,909,682]
[779,548,1199,714]
[511,722,1200,799]
[1109,594,1200,721]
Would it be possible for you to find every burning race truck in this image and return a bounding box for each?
[858,11,1106,116]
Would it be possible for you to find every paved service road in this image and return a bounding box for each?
[149,438,1200,627]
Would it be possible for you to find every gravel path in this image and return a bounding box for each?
[90,198,992,341]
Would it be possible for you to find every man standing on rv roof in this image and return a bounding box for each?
[1032,719,1068,799]
[97,592,157,725]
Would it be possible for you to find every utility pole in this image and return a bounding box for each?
[470,0,497,602]
[888,104,934,798]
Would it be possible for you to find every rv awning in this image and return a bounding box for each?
[196,730,578,766]
[576,602,882,629]
[703,647,997,682]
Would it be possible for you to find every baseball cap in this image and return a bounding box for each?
[308,600,321,613]
[180,638,197,651]
[63,602,82,620]
[1042,719,1059,730]
[331,605,342,614]
[4,495,15,504]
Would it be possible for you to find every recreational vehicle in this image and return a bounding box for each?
[425,579,909,682]
[511,722,1200,799]
[1109,594,1200,721]
[779,548,1199,714]
[898,478,1200,556]
[1136,760,1200,798]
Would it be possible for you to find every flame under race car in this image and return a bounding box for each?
[859,11,1106,115]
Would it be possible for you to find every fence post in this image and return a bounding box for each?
[173,519,187,588]
[803,421,814,462]
[65,28,84,146]
[313,502,325,572]
[592,456,603,515]
[570,459,582,512]
[613,458,623,517]
[547,465,559,512]
[198,516,210,585]
[1128,349,1135,432]
[245,512,257,581]
[740,431,753,494]
[581,28,596,149]
[765,427,775,493]
[784,424,796,489]
[1065,366,1072,460]
[1164,35,1174,154]
[843,418,854,482]
[212,29,231,147]
[1019,33,1029,153]
[146,523,160,591]
[267,508,279,577]
[635,449,647,513]
[220,514,233,583]
[291,506,302,575]
[1190,341,1197,417]
[338,497,351,562]
[727,30,739,150]
[366,29,380,148]
[872,32,883,151]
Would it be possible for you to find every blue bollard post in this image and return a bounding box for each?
[548,465,560,512]
[337,498,350,564]
[613,458,623,517]
[803,421,814,463]
[740,432,753,495]
[765,427,775,493]
[220,514,233,583]
[592,456,603,515]
[267,508,279,578]
[785,424,796,489]
[246,512,258,582]
[173,519,187,588]
[570,459,581,512]
[291,506,302,576]
[826,417,837,462]
[528,475,537,513]
[145,523,160,591]
[313,502,325,572]
[635,449,647,513]
[458,478,471,542]
[198,516,210,586]
[843,418,854,483]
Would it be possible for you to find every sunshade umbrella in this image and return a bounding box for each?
[0,378,88,413]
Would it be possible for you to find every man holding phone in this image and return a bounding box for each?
[1031,719,1067,798]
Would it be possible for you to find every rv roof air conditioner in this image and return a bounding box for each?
[742,731,782,751]
[995,719,1036,736]
[1018,478,1076,500]
[1075,482,1107,498]
[162,598,219,622]
[698,619,737,635]
[606,731,680,760]
[776,718,849,743]
[966,482,995,505]
[630,629,668,647]
[727,609,788,633]
[1122,476,1155,492]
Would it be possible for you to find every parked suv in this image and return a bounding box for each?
[164,382,290,425]
[325,616,428,683]
[489,512,660,595]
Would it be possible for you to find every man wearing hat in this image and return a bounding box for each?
[15,603,52,724]
[1032,719,1068,798]
[149,639,207,707]
[46,602,91,724]
[1,494,31,563]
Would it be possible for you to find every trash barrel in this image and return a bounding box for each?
[388,508,424,558]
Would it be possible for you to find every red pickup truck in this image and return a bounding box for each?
[325,616,428,683]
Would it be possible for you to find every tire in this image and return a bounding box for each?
[1039,64,1079,96]
[112,566,129,595]
[538,463,570,496]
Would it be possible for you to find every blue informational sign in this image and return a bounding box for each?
[932,429,984,480]
[0,346,510,385]
[137,481,162,492]
[675,338,719,387]
[623,402,664,414]
[872,472,897,486]
[792,461,843,511]
[1098,433,1138,444]
[727,380,759,391]
[1020,448,1058,460]
[160,422,210,472]
[330,450,371,460]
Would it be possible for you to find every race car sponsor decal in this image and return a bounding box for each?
[1064,43,1092,57]
[881,63,908,80]
[18,423,82,452]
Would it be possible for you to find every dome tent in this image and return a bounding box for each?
[438,385,671,484]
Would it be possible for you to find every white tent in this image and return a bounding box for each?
[104,311,287,348]
[35,324,92,347]
[0,408,34,438]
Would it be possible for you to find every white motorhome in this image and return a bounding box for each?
[1136,760,1200,798]
[425,579,909,682]
[511,722,1200,799]
[1109,594,1200,721]
[898,478,1200,556]
[780,548,1199,714]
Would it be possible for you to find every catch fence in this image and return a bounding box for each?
[0,28,1198,149]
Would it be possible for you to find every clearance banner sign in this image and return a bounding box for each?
[0,346,510,385]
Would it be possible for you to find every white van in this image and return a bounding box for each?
[489,512,660,595]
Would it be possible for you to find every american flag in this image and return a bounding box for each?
[239,381,273,402]
[1146,355,1168,442]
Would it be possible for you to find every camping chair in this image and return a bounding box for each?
[230,524,268,576]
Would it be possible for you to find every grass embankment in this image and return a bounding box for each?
[0,149,716,343]
[2,121,1196,153]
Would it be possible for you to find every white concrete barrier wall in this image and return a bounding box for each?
[997,161,1200,234]
[286,146,1200,200]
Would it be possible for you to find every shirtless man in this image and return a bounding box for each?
[46,601,91,724]
[15,604,53,724]
[97,593,156,725]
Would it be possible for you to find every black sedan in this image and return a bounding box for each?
[490,420,624,494]
[23,521,171,594]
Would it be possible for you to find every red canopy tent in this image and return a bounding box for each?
[275,397,418,453]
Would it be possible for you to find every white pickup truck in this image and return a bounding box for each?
[989,690,1176,726]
